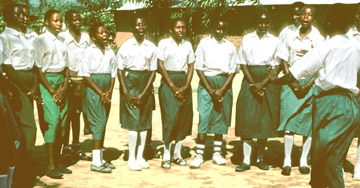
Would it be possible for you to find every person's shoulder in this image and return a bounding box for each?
[144,39,156,47]
[81,32,90,42]
[158,37,169,47]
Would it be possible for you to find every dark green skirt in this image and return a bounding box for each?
[83,74,111,140]
[197,74,232,134]
[235,66,281,139]
[159,71,193,143]
[310,89,360,188]
[39,72,68,143]
[120,70,155,131]
[8,70,37,151]
[277,78,316,137]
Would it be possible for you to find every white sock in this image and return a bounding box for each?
[300,137,312,167]
[92,149,102,166]
[101,148,106,164]
[257,139,267,162]
[0,175,7,188]
[195,144,205,156]
[128,131,138,162]
[6,167,14,188]
[284,134,294,167]
[214,141,222,155]
[356,139,360,169]
[136,131,147,161]
[243,140,252,165]
[174,141,183,159]
[163,143,171,161]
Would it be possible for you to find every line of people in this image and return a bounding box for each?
[1,2,360,188]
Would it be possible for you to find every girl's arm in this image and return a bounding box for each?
[135,71,156,105]
[157,59,180,97]
[118,69,136,108]
[281,59,301,93]
[103,77,115,103]
[213,73,236,101]
[83,76,107,104]
[241,64,265,95]
[53,68,69,103]
[196,70,214,95]
[37,67,56,96]
[176,63,194,99]
[2,65,31,93]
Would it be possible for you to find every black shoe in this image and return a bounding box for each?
[235,162,250,172]
[299,166,310,174]
[256,160,269,170]
[62,149,75,166]
[58,165,72,174]
[45,169,63,179]
[281,166,291,176]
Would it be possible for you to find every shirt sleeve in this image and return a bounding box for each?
[78,49,91,77]
[269,39,281,66]
[237,40,247,65]
[157,40,165,61]
[110,52,117,78]
[187,43,195,64]
[0,37,11,66]
[149,46,158,71]
[0,40,3,64]
[194,40,205,71]
[116,45,125,70]
[276,37,290,62]
[289,43,325,80]
[228,45,237,74]
[32,38,44,69]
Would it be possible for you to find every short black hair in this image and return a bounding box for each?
[210,17,228,30]
[44,9,60,23]
[256,8,271,24]
[65,10,79,23]
[323,3,355,35]
[292,2,305,9]
[300,5,316,18]
[3,2,21,23]
[131,17,147,28]
[170,18,186,29]
[89,23,105,39]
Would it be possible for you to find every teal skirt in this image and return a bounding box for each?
[197,74,232,135]
[310,89,360,188]
[120,70,155,131]
[277,78,316,137]
[83,74,111,140]
[235,66,281,139]
[159,71,193,143]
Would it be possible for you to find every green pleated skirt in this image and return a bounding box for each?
[83,74,111,140]
[159,71,193,143]
[8,70,37,151]
[310,89,360,188]
[39,72,68,143]
[197,74,232,135]
[120,70,155,131]
[235,66,281,139]
[277,77,316,137]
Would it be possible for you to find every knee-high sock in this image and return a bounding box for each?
[136,131,147,160]
[174,141,182,159]
[284,135,294,167]
[257,139,267,162]
[243,140,252,165]
[300,137,312,167]
[214,141,222,155]
[128,131,138,162]
[6,166,14,188]
[92,149,101,166]
[0,175,7,188]
[163,143,171,161]
[195,144,205,156]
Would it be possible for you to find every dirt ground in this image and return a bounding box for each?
[30,35,360,188]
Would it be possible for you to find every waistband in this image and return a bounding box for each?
[316,87,351,98]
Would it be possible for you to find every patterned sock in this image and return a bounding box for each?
[213,141,222,155]
[284,135,294,167]
[300,137,312,167]
[243,140,252,165]
[195,144,205,156]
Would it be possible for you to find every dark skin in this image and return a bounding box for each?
[67,12,82,77]
[85,26,115,149]
[38,12,69,105]
[2,5,42,104]
[196,21,235,144]
[355,6,360,32]
[241,14,280,97]
[157,20,194,101]
[280,7,316,99]
[118,18,156,109]
[292,6,302,28]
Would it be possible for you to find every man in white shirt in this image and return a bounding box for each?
[58,10,91,164]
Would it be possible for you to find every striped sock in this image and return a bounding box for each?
[214,141,222,154]
[195,144,205,156]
